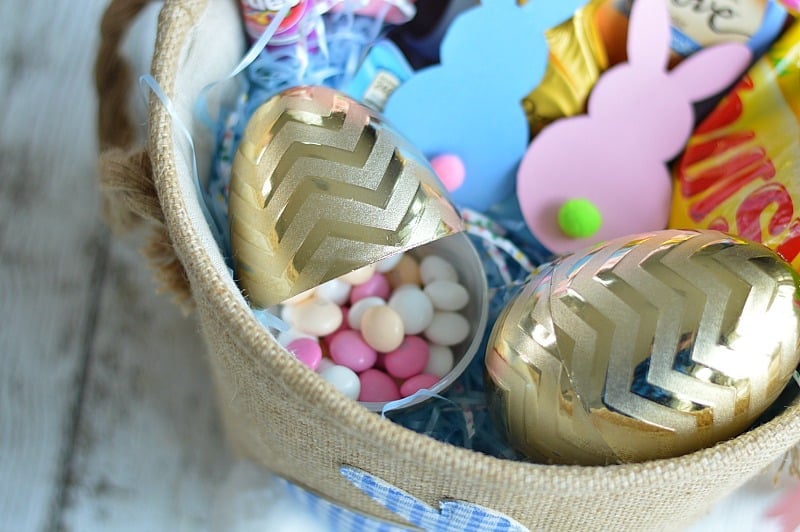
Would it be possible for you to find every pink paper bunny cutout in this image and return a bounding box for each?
[516,0,752,256]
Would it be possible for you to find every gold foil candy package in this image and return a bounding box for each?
[485,229,800,465]
[522,0,613,136]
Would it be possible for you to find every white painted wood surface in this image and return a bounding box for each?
[0,0,113,528]
[0,1,231,530]
[0,1,797,531]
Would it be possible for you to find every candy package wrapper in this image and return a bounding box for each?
[670,21,800,270]
[522,0,610,137]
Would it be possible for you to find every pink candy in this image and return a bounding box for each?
[430,153,466,193]
[358,369,402,402]
[384,336,429,379]
[329,330,377,372]
[400,373,440,398]
[291,330,446,401]
[287,338,322,371]
[349,273,390,304]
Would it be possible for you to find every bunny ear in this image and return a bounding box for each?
[520,0,586,30]
[671,43,752,102]
[626,0,671,71]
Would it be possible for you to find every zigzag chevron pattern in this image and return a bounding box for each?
[486,230,800,464]
[229,86,462,308]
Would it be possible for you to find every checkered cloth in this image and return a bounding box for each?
[284,467,528,531]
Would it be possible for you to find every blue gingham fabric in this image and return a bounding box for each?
[284,467,528,532]
[284,477,411,532]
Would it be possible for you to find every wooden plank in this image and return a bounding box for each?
[54,0,233,526]
[0,0,112,530]
[59,237,233,530]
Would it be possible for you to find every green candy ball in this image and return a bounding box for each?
[557,199,602,239]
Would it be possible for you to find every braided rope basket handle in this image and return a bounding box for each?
[95,0,193,310]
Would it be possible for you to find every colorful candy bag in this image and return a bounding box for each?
[670,21,800,269]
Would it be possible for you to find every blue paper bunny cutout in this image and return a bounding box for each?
[384,0,587,211]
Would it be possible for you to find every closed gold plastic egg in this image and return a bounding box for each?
[485,230,800,465]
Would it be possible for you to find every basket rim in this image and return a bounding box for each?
[146,0,800,486]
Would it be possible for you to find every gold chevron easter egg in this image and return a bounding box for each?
[229,86,463,308]
[485,229,800,465]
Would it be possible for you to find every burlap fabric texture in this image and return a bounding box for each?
[95,0,800,529]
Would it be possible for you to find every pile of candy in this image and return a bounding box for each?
[276,251,472,405]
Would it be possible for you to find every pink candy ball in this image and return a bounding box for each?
[329,330,377,373]
[286,338,323,371]
[430,154,466,192]
[358,369,402,403]
[350,273,390,304]
[384,336,429,379]
[400,373,440,398]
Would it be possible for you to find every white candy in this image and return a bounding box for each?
[388,286,434,335]
[277,328,317,347]
[315,278,351,305]
[424,281,470,311]
[340,264,377,285]
[348,297,386,330]
[375,253,405,273]
[280,304,295,326]
[320,364,361,401]
[425,344,454,378]
[391,283,418,293]
[292,298,343,337]
[424,312,470,346]
[420,255,458,285]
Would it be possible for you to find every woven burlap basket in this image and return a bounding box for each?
[96,0,800,529]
